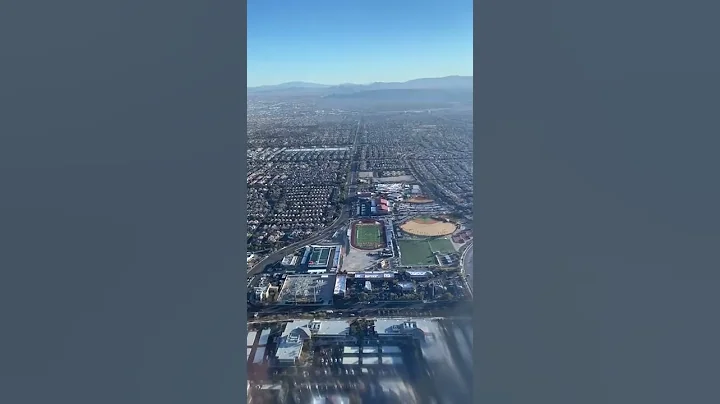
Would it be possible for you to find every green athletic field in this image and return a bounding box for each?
[428,237,456,254]
[398,237,456,266]
[354,223,383,248]
[397,239,436,265]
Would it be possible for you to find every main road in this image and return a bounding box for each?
[461,243,473,295]
[248,119,362,276]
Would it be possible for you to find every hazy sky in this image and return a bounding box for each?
[247,0,473,87]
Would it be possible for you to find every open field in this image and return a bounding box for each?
[397,239,436,266]
[428,237,456,253]
[351,220,384,250]
[399,217,457,236]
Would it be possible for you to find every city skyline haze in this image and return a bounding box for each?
[247,0,473,87]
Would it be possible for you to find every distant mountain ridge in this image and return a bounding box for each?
[248,81,332,91]
[247,76,472,93]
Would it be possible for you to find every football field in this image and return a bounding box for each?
[355,223,382,245]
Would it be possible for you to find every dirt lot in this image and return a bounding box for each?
[405,196,434,204]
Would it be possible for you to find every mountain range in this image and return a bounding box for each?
[247,76,472,94]
[247,76,473,110]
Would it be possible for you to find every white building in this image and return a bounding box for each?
[281,255,298,266]
[275,319,354,365]
[274,324,310,366]
[363,356,380,365]
[381,346,402,354]
[343,346,360,355]
[381,356,404,365]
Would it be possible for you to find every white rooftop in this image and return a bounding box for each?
[310,320,350,336]
[381,356,404,366]
[343,346,360,354]
[362,346,378,354]
[342,357,360,365]
[275,322,312,362]
[246,331,257,347]
[363,356,380,365]
[381,346,402,354]
[373,319,425,336]
[252,347,266,364]
[258,329,271,345]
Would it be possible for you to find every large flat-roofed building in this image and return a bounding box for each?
[373,319,430,341]
[333,274,347,297]
[384,219,395,255]
[330,246,342,271]
[407,270,433,279]
[276,274,336,305]
[300,246,312,265]
[275,322,311,366]
[275,319,354,365]
[277,318,435,351]
[309,319,352,342]
[353,271,396,280]
[273,318,446,368]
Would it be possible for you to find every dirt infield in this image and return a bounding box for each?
[399,217,457,237]
[405,196,434,204]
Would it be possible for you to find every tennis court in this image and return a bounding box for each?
[308,246,332,267]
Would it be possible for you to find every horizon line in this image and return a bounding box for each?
[247,74,473,88]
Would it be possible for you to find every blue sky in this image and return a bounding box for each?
[247,0,473,87]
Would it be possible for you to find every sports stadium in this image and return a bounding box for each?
[350,219,386,250]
